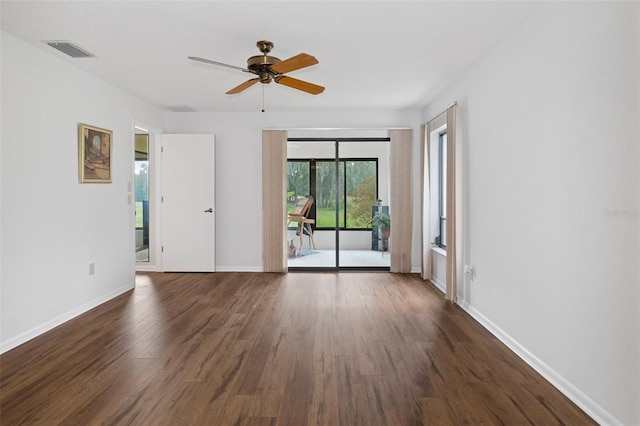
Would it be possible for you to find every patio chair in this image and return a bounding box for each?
[287,195,316,254]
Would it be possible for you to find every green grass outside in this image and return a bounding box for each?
[315,207,344,228]
[288,203,363,228]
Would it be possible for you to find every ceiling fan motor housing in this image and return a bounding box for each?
[247,54,281,84]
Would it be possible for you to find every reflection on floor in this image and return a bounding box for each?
[287,249,390,268]
[136,248,149,262]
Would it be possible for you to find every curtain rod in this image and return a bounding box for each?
[425,101,458,125]
[288,137,390,142]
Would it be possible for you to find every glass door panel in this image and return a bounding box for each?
[338,140,390,269]
[287,141,336,269]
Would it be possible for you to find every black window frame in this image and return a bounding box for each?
[287,157,379,231]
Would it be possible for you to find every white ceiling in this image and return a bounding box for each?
[1,1,542,112]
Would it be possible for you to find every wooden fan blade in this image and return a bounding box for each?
[270,53,318,75]
[226,78,259,94]
[275,75,324,95]
[188,56,252,73]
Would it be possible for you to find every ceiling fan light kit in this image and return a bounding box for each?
[189,40,324,97]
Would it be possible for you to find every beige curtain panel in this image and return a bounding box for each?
[262,130,288,273]
[444,106,457,303]
[420,124,432,281]
[389,129,414,273]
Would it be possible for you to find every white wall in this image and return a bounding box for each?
[163,111,420,271]
[1,32,164,352]
[422,3,640,425]
[430,249,446,292]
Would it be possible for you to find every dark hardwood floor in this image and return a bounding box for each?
[1,272,595,425]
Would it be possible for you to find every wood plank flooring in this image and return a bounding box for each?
[0,272,596,425]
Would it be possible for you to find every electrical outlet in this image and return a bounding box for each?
[89,263,95,275]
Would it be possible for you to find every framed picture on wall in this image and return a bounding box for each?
[78,123,112,183]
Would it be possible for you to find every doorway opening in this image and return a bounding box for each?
[287,137,391,271]
[135,133,150,262]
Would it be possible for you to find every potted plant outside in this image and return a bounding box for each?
[372,212,390,252]
[372,212,391,239]
[371,212,391,251]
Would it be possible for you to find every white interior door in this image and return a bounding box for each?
[160,134,215,272]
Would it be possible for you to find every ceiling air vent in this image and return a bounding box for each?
[164,105,197,112]
[44,41,95,58]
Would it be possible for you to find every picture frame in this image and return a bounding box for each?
[79,123,112,183]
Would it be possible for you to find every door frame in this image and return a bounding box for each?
[133,120,162,272]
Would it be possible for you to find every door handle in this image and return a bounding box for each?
[204,208,213,213]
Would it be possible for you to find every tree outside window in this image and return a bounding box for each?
[287,159,378,230]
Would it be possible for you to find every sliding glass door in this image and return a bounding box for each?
[287,138,390,270]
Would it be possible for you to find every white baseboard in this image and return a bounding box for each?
[0,282,134,355]
[214,266,263,272]
[458,299,622,426]
[430,277,446,294]
[135,264,158,272]
[135,267,264,273]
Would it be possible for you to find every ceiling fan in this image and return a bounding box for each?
[189,40,324,95]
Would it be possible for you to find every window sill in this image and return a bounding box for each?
[431,246,446,257]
